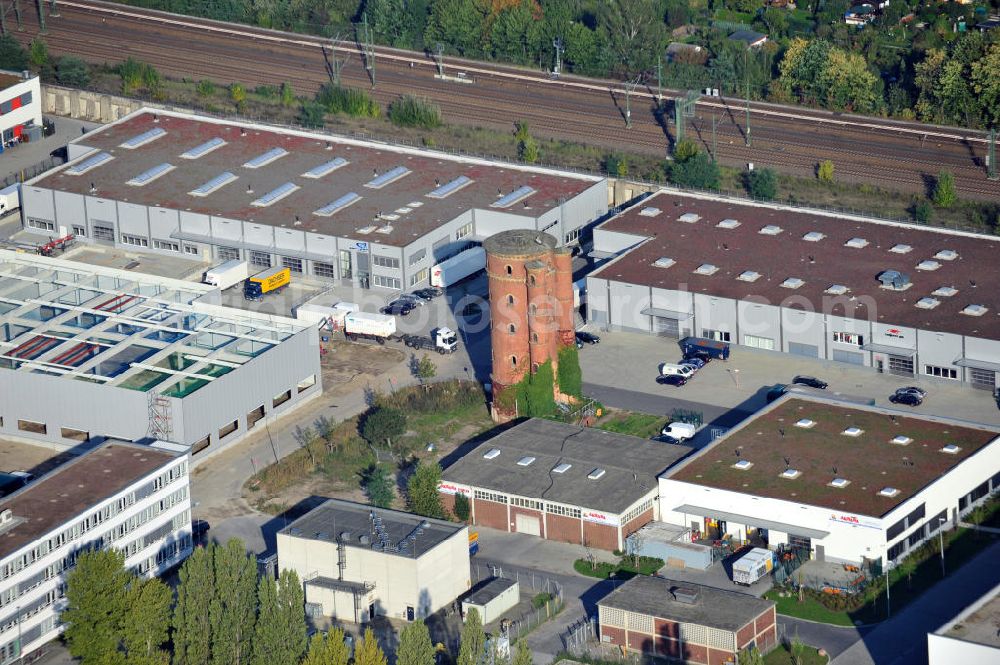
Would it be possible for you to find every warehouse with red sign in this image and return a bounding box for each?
[438,418,692,551]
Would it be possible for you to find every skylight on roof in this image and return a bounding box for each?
[678,213,700,223]
[935,249,959,261]
[733,460,753,470]
[891,435,912,446]
[120,127,166,149]
[759,225,783,236]
[189,171,237,197]
[302,157,348,179]
[795,419,815,428]
[915,297,940,310]
[737,271,761,282]
[366,166,411,189]
[243,147,288,169]
[825,284,849,295]
[890,244,912,254]
[552,463,572,474]
[492,185,536,208]
[127,162,175,187]
[66,152,114,175]
[314,192,361,217]
[802,231,825,242]
[878,487,900,498]
[694,264,718,276]
[587,468,606,480]
[780,469,801,479]
[781,277,805,289]
[916,260,941,271]
[940,444,961,454]
[845,237,869,248]
[717,219,740,229]
[932,286,958,297]
[653,257,676,269]
[961,304,988,317]
[427,175,472,199]
[483,448,501,460]
[251,182,299,207]
[830,478,850,488]
[180,137,226,159]
[842,427,864,437]
[517,456,536,466]
[639,207,661,217]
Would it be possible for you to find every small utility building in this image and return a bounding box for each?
[277,499,471,623]
[462,577,519,625]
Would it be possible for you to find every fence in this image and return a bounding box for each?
[3,156,65,188]
[471,561,564,642]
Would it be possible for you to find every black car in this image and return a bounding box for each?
[653,433,684,444]
[656,374,687,387]
[411,288,441,300]
[766,384,789,403]
[793,375,828,390]
[575,331,601,345]
[380,302,414,315]
[395,294,424,307]
[684,350,712,363]
[894,386,928,399]
[889,392,922,406]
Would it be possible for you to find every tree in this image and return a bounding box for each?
[397,619,436,665]
[62,549,130,664]
[453,492,471,522]
[669,152,720,190]
[196,79,215,97]
[913,200,933,224]
[604,153,628,177]
[407,460,445,518]
[29,39,49,68]
[601,0,667,76]
[209,539,257,665]
[739,646,764,665]
[416,355,437,383]
[173,544,215,665]
[457,607,485,665]
[362,463,395,508]
[425,0,489,57]
[302,627,351,665]
[361,406,407,448]
[514,121,539,164]
[277,569,308,663]
[790,635,806,665]
[971,43,1000,129]
[122,577,172,665]
[745,168,778,200]
[280,81,296,107]
[491,1,537,64]
[672,139,699,162]
[355,627,388,665]
[932,170,957,207]
[817,160,834,182]
[230,82,247,107]
[0,35,28,71]
[298,101,327,128]
[251,574,284,665]
[56,56,91,87]
[512,640,532,665]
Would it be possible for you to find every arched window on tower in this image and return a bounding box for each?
[529,303,537,316]
[506,265,513,275]
[511,355,517,367]
[508,323,516,334]
[507,294,515,306]
[529,275,536,286]
[531,332,539,343]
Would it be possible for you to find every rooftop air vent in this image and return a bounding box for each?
[517,456,536,466]
[891,435,912,446]
[781,277,805,289]
[802,231,825,242]
[940,444,961,454]
[552,463,572,474]
[878,487,900,498]
[825,284,849,295]
[639,207,662,217]
[653,257,676,269]
[732,460,754,470]
[672,587,699,604]
[915,297,940,310]
[0,509,11,524]
[842,427,864,437]
[694,264,719,276]
[759,224,783,236]
[780,469,801,479]
[916,259,941,271]
[717,218,740,229]
[483,448,501,460]
[932,286,958,298]
[934,249,959,261]
[961,304,988,317]
[795,419,815,429]
[737,270,761,282]
[587,468,606,480]
[878,270,911,290]
[890,244,912,254]
[830,478,850,489]
[678,212,701,223]
[845,237,869,249]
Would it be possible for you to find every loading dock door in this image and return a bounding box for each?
[788,342,819,358]
[515,514,541,536]
[652,316,679,338]
[833,349,864,365]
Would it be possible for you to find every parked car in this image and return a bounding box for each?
[653,433,685,444]
[408,290,436,302]
[660,421,697,440]
[575,331,601,345]
[682,356,706,369]
[656,374,688,387]
[395,293,425,307]
[660,363,696,378]
[894,386,927,399]
[766,384,789,403]
[380,302,414,316]
[684,349,713,363]
[889,392,923,406]
[793,375,828,390]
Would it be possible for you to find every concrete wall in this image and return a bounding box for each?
[41,84,142,124]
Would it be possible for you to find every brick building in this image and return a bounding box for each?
[598,576,777,663]
[484,230,575,420]
[438,419,691,551]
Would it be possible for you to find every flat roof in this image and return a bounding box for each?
[442,418,692,514]
[667,396,999,517]
[464,577,518,606]
[31,109,599,248]
[592,191,1000,339]
[0,250,305,396]
[0,442,180,560]
[599,575,774,631]
[0,73,24,92]
[939,583,1000,649]
[282,498,465,559]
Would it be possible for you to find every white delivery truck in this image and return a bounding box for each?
[295,301,358,331]
[732,548,776,586]
[400,327,459,354]
[430,247,487,288]
[0,184,19,216]
[202,259,250,290]
[344,312,397,344]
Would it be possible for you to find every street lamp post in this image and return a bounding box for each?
[938,516,947,577]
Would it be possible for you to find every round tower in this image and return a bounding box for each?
[552,248,576,347]
[525,260,557,370]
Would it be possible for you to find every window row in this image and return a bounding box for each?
[474,489,508,504]
[373,275,401,290]
[372,255,400,269]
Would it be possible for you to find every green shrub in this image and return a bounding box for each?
[55,56,90,87]
[297,101,326,128]
[673,139,700,162]
[388,95,442,129]
[669,152,720,189]
[254,84,278,99]
[604,153,628,177]
[0,35,28,71]
[29,39,49,68]
[195,79,215,97]
[360,406,406,447]
[315,83,381,118]
[913,200,933,223]
[557,345,582,398]
[817,160,834,182]
[118,58,160,95]
[932,170,957,207]
[453,493,471,522]
[745,168,778,200]
[531,592,554,609]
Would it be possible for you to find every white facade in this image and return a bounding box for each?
[0,71,41,148]
[0,443,192,663]
[928,583,1000,665]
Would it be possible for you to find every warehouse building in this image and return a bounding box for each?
[658,394,1000,565]
[19,108,607,290]
[928,582,1000,665]
[277,499,470,623]
[439,418,692,551]
[0,69,41,151]
[0,441,192,663]
[598,575,777,663]
[586,190,1000,390]
[0,250,321,461]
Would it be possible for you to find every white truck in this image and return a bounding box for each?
[732,548,776,586]
[202,259,250,290]
[430,247,486,288]
[0,184,19,216]
[295,301,358,330]
[400,327,459,354]
[344,311,397,344]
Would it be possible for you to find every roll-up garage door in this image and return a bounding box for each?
[788,342,819,358]
[833,349,865,365]
[652,316,679,338]
[515,514,541,536]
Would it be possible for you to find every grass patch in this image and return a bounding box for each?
[762,589,856,627]
[573,556,664,580]
[388,95,442,129]
[593,409,664,439]
[531,592,554,609]
[763,641,828,665]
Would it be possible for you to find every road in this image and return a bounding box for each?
[14,0,1000,200]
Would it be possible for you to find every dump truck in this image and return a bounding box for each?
[430,247,486,288]
[732,547,775,586]
[203,259,250,290]
[344,311,397,344]
[399,327,459,354]
[243,266,291,301]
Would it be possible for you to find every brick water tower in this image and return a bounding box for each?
[484,230,576,421]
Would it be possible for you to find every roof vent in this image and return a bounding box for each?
[694,264,719,276]
[934,249,959,261]
[932,286,958,298]
[483,448,501,460]
[878,270,911,290]
[915,297,940,310]
[653,257,676,269]
[552,463,572,474]
[678,212,701,223]
[672,587,699,604]
[781,277,805,289]
[825,284,849,295]
[587,468,606,480]
[639,207,662,217]
[916,259,941,271]
[940,444,961,455]
[890,244,912,254]
[0,509,11,524]
[780,468,801,479]
[842,427,864,437]
[802,231,825,242]
[717,218,740,229]
[759,224,783,236]
[517,456,536,467]
[737,270,761,282]
[830,478,850,489]
[961,304,988,317]
[878,487,900,498]
[732,459,754,470]
[794,418,815,429]
[845,237,869,249]
[891,435,912,446]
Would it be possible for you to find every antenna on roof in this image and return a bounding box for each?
[832,466,838,475]
[326,142,333,151]
[435,178,440,186]
[89,182,96,194]
[246,184,254,194]
[734,449,741,457]
[722,243,729,250]
[779,428,785,437]
[373,168,378,176]
[890,415,897,425]
[153,113,159,123]
[808,255,815,263]
[497,187,502,195]
[783,456,791,468]
[970,280,977,288]
[240,128,247,137]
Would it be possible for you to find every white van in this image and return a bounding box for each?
[659,363,696,378]
[660,422,697,440]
